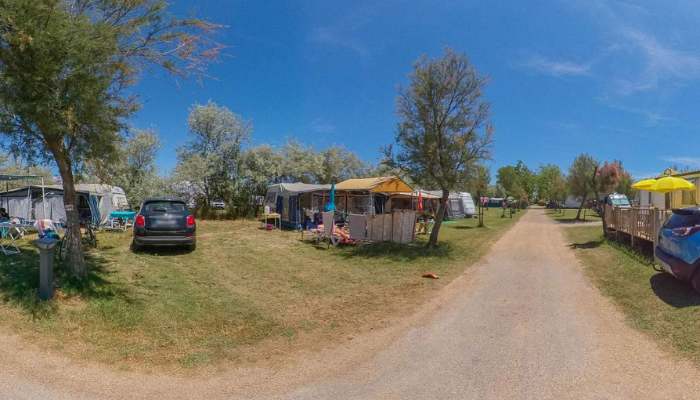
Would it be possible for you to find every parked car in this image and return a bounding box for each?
[132,198,196,251]
[654,207,700,292]
[210,200,226,209]
[604,192,631,208]
[595,192,631,215]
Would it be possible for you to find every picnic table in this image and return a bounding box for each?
[259,213,281,229]
[106,211,136,231]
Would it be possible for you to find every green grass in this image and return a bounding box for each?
[564,226,700,365]
[546,208,602,223]
[0,208,521,370]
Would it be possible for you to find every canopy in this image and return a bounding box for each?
[393,190,440,199]
[647,176,696,193]
[335,176,412,193]
[267,183,331,195]
[631,178,657,190]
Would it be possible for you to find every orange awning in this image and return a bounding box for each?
[335,176,413,193]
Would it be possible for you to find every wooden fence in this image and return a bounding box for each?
[603,205,671,245]
[367,210,416,244]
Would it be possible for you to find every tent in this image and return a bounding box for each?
[75,184,130,224]
[423,191,477,218]
[334,176,414,215]
[391,190,440,213]
[265,183,331,228]
[0,185,99,224]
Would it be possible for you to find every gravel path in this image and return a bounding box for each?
[2,208,700,399]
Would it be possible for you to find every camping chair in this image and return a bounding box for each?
[0,223,22,255]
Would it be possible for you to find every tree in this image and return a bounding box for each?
[465,164,490,196]
[595,160,628,234]
[0,155,55,190]
[537,164,566,203]
[92,129,162,208]
[239,145,283,216]
[497,161,534,204]
[0,0,219,278]
[567,154,598,220]
[497,166,521,198]
[385,48,493,248]
[278,140,322,183]
[176,102,251,208]
[320,146,371,183]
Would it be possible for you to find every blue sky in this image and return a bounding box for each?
[132,0,700,180]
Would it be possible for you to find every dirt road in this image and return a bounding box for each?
[2,208,700,399]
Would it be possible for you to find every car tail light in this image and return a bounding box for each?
[135,214,145,228]
[672,225,700,237]
[186,215,195,228]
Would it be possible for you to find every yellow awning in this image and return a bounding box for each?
[647,176,696,193]
[335,176,413,193]
[631,178,657,190]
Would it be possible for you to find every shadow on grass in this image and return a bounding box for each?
[132,246,194,257]
[554,218,601,225]
[337,241,453,261]
[452,225,478,230]
[650,273,700,308]
[0,244,130,318]
[569,239,604,249]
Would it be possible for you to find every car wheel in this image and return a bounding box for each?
[130,241,141,252]
[188,243,196,251]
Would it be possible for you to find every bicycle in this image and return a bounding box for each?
[56,222,98,261]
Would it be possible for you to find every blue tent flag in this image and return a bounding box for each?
[325,183,336,212]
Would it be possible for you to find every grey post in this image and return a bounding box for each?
[34,237,58,300]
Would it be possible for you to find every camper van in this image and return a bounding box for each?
[457,192,476,217]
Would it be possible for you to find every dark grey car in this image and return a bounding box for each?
[132,198,196,251]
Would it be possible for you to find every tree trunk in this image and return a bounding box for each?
[53,148,87,279]
[428,189,449,248]
[575,193,588,220]
[596,190,608,237]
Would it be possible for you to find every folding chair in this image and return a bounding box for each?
[0,224,21,256]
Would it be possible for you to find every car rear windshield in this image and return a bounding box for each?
[143,201,186,214]
[664,212,700,229]
[610,198,630,206]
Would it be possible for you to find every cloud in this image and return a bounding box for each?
[521,55,591,77]
[571,1,700,95]
[310,27,369,58]
[614,28,700,94]
[310,118,336,134]
[661,156,700,169]
[595,95,674,127]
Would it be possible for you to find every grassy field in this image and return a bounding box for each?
[0,208,521,371]
[564,226,700,365]
[547,208,601,223]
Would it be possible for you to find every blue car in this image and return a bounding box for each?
[655,207,700,292]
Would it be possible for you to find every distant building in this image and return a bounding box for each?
[637,168,700,210]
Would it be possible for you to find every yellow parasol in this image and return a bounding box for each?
[647,176,696,193]
[631,178,657,190]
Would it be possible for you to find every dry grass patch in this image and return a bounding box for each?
[0,209,521,371]
[564,226,700,366]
